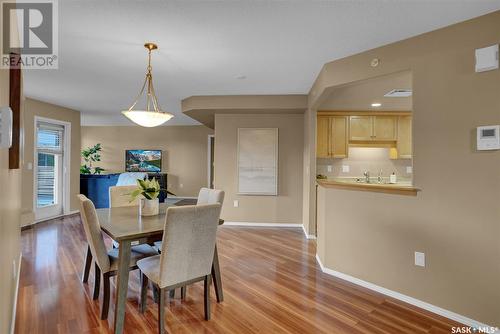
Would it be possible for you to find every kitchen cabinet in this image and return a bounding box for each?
[316,116,348,158]
[349,116,396,141]
[349,116,372,141]
[396,116,412,159]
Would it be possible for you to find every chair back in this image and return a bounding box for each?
[158,204,221,288]
[109,185,140,208]
[77,195,110,272]
[197,188,225,206]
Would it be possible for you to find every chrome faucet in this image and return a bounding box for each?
[363,171,370,183]
[377,169,383,184]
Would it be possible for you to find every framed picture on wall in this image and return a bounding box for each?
[125,149,162,172]
[237,128,278,195]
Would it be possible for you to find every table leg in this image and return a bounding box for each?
[113,240,131,334]
[82,245,92,283]
[211,244,223,303]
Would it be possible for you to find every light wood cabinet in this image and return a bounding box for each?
[349,116,396,141]
[396,116,412,159]
[349,116,372,141]
[316,116,331,158]
[317,112,412,159]
[373,116,397,141]
[316,116,348,158]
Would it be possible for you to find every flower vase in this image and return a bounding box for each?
[140,198,159,216]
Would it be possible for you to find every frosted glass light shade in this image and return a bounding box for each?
[122,110,174,127]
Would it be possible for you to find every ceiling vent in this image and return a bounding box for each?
[384,89,412,97]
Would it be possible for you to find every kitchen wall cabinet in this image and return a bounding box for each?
[349,116,372,141]
[349,116,396,141]
[396,116,412,159]
[316,116,348,158]
[317,111,412,159]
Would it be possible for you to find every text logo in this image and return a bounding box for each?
[1,0,58,69]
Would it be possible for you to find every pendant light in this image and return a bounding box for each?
[122,43,174,127]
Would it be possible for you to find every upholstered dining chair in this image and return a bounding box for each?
[137,204,222,334]
[77,194,158,319]
[153,188,225,301]
[109,185,141,208]
[82,185,143,283]
[108,185,142,248]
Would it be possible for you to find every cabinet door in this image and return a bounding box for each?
[316,116,331,158]
[349,116,373,141]
[397,116,412,158]
[373,116,397,141]
[331,116,348,158]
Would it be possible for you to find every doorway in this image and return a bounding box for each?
[208,135,215,188]
[34,117,70,221]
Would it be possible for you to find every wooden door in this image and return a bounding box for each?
[373,116,397,141]
[349,116,372,141]
[316,116,331,158]
[331,116,348,158]
[397,116,412,158]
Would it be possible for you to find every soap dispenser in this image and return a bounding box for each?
[389,172,397,184]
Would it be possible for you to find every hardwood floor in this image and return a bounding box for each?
[15,214,462,333]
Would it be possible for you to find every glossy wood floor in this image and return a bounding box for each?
[15,214,463,334]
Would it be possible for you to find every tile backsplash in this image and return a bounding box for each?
[317,147,412,181]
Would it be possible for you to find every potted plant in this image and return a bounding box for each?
[80,143,105,175]
[129,178,175,216]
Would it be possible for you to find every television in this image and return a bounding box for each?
[125,150,162,172]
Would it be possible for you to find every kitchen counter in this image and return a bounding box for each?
[317,178,420,196]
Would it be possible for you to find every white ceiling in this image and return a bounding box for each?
[24,1,500,126]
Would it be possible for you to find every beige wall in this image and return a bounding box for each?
[81,125,213,197]
[319,70,412,111]
[21,98,81,226]
[310,11,500,325]
[0,7,22,332]
[214,114,303,224]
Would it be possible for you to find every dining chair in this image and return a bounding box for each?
[153,188,225,301]
[78,194,158,319]
[82,186,143,283]
[109,185,141,208]
[137,204,222,334]
[108,185,142,247]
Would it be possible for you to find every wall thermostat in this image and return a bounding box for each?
[0,106,13,149]
[477,125,500,150]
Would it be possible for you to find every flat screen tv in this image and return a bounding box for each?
[125,150,162,172]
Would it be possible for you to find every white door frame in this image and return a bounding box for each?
[207,134,214,188]
[33,116,71,221]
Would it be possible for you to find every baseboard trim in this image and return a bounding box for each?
[10,253,22,334]
[222,222,303,228]
[23,210,80,229]
[301,224,317,240]
[315,254,497,332]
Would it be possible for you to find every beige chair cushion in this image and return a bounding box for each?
[108,244,158,272]
[137,204,221,288]
[78,195,111,272]
[153,188,225,252]
[109,185,142,248]
[109,185,140,208]
[197,188,225,205]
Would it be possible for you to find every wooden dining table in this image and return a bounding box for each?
[93,202,224,334]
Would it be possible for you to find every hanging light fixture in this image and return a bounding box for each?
[122,43,174,127]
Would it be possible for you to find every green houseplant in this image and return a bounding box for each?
[129,178,175,216]
[80,143,105,174]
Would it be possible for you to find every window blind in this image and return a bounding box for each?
[37,122,64,153]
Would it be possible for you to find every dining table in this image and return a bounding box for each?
[91,202,224,334]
